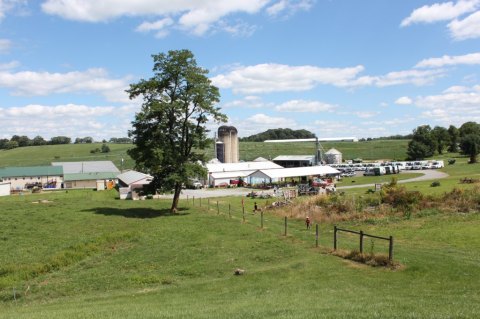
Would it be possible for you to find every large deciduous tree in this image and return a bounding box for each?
[407,125,436,160]
[447,125,459,153]
[127,50,227,212]
[432,126,450,155]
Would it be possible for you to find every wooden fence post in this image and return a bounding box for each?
[389,236,394,261]
[261,210,264,229]
[242,206,245,222]
[284,216,287,236]
[334,225,337,250]
[360,230,364,254]
[229,204,231,218]
[316,224,319,247]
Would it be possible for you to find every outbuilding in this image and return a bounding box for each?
[117,170,153,199]
[52,161,119,190]
[0,166,63,191]
[0,182,11,196]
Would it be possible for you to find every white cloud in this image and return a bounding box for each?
[401,0,480,27]
[222,96,271,109]
[0,0,27,20]
[395,96,413,105]
[443,85,469,93]
[414,85,480,125]
[448,10,480,39]
[246,113,293,126]
[353,111,378,119]
[374,69,446,87]
[0,103,139,140]
[0,68,131,102]
[266,0,314,17]
[211,63,366,94]
[275,99,336,112]
[0,60,19,70]
[135,17,174,38]
[42,0,276,36]
[416,52,480,68]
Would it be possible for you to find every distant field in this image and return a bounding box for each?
[0,139,410,169]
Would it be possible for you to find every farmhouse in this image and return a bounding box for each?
[117,170,153,200]
[0,166,63,190]
[52,161,119,190]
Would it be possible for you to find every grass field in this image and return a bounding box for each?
[1,163,480,318]
[0,139,409,169]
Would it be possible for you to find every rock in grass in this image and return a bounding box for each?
[234,268,245,275]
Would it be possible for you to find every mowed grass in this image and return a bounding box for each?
[1,187,480,318]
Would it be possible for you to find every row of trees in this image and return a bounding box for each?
[407,122,480,163]
[0,136,132,150]
[240,128,316,142]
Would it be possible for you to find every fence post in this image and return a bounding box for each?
[284,216,287,236]
[200,197,202,207]
[360,230,364,254]
[334,225,337,250]
[229,204,231,218]
[208,198,210,211]
[260,210,264,229]
[242,206,245,223]
[217,201,219,215]
[389,236,394,261]
[193,196,195,206]
[316,224,319,247]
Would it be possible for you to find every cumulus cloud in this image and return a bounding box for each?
[395,96,413,105]
[416,52,480,68]
[0,68,131,102]
[222,96,271,109]
[0,103,139,140]
[0,60,19,70]
[275,100,336,112]
[0,0,27,20]
[42,0,288,36]
[266,0,314,17]
[135,17,174,38]
[211,63,366,94]
[400,0,480,27]
[448,10,480,40]
[414,85,480,124]
[211,63,447,94]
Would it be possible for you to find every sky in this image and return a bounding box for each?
[0,0,480,141]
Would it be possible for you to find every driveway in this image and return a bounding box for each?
[337,169,449,190]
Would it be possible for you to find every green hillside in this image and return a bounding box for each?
[0,139,409,169]
[0,185,479,318]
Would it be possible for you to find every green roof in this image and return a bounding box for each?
[0,166,63,178]
[63,172,118,181]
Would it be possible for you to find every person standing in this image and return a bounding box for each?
[305,216,311,229]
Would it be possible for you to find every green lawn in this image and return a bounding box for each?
[1,186,479,318]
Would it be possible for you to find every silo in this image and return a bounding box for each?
[217,126,239,163]
[325,148,342,164]
[215,141,224,163]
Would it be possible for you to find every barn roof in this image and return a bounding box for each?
[206,161,282,173]
[249,165,340,179]
[0,166,63,178]
[117,170,153,185]
[52,161,120,174]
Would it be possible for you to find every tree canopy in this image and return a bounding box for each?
[127,49,226,212]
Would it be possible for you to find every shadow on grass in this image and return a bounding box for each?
[84,207,189,219]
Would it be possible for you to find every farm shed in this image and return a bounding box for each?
[273,155,315,168]
[206,161,283,186]
[0,182,11,196]
[248,165,340,185]
[117,170,153,200]
[0,166,63,190]
[52,161,119,190]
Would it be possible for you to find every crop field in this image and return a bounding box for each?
[1,155,480,318]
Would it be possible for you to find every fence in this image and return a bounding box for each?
[184,195,395,262]
[334,226,394,260]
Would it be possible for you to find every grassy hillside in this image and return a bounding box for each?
[1,164,480,319]
[0,139,409,169]
[0,143,133,169]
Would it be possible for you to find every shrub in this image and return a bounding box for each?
[431,181,441,187]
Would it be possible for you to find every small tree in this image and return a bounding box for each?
[447,125,459,153]
[460,134,480,163]
[127,49,227,212]
[432,126,450,155]
[101,143,110,153]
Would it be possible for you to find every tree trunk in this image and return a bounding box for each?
[171,183,182,213]
[470,154,477,164]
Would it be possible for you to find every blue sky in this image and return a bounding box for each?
[0,0,479,140]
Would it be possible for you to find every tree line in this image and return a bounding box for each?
[407,122,480,163]
[240,128,316,142]
[0,135,132,150]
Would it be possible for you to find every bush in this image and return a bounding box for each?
[430,181,441,187]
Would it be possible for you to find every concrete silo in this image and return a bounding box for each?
[217,126,239,163]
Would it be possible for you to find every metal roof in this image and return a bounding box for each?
[63,172,118,181]
[117,170,153,185]
[249,166,340,179]
[0,166,63,178]
[52,161,120,174]
[209,170,255,179]
[273,155,315,161]
[207,161,282,173]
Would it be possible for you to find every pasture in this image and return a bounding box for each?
[1,168,480,318]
